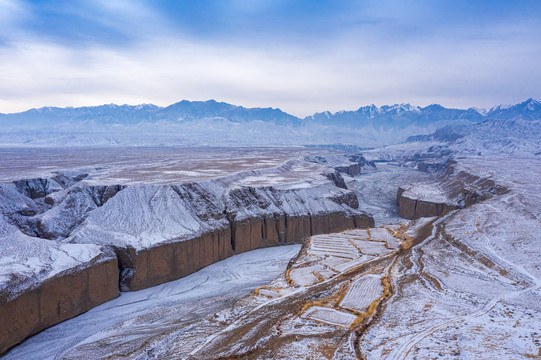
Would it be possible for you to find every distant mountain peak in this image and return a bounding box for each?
[468,107,488,115]
[523,98,540,109]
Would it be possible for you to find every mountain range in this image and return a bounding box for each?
[0,98,539,147]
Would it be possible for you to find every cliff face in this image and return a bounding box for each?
[396,161,507,219]
[396,185,458,219]
[118,212,372,291]
[70,181,373,291]
[0,258,118,355]
[0,211,119,355]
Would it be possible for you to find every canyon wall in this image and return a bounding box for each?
[396,186,457,219]
[396,161,507,219]
[116,212,373,291]
[0,256,118,355]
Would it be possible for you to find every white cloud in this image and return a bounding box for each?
[0,6,540,116]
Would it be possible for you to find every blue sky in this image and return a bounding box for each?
[1,0,540,116]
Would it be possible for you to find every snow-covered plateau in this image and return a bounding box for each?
[1,108,541,359]
[0,148,375,355]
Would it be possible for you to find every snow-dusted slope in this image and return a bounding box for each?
[360,156,541,360]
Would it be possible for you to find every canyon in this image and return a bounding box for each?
[0,148,374,354]
[1,118,540,359]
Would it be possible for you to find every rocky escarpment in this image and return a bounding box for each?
[396,184,458,219]
[306,153,376,178]
[69,181,373,291]
[3,175,123,240]
[115,212,371,291]
[334,154,376,176]
[396,161,507,219]
[0,214,118,355]
[0,257,118,355]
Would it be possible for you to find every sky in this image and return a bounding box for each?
[1,0,540,117]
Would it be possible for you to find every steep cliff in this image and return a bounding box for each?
[0,215,118,354]
[396,161,507,219]
[68,179,373,290]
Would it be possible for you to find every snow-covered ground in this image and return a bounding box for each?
[359,157,541,359]
[0,147,335,185]
[348,162,433,224]
[2,245,301,360]
[3,137,540,359]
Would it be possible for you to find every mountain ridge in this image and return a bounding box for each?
[0,98,539,147]
[2,98,540,125]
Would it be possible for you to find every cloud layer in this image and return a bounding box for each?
[1,0,541,116]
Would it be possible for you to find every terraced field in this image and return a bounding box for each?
[302,307,358,328]
[339,274,384,313]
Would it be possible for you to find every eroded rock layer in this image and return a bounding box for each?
[396,161,507,219]
[0,256,118,355]
[116,212,373,291]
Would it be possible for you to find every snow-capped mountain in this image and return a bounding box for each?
[160,100,300,126]
[407,118,541,156]
[486,98,541,121]
[0,100,300,129]
[306,103,485,128]
[0,99,539,147]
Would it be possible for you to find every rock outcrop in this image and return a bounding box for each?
[70,181,374,291]
[115,212,372,291]
[334,154,376,176]
[396,161,507,219]
[0,211,119,354]
[0,257,118,355]
[396,184,458,219]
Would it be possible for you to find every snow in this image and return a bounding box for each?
[369,227,398,243]
[358,156,541,360]
[0,214,110,301]
[0,149,367,252]
[66,171,361,250]
[348,162,434,225]
[400,182,449,203]
[0,211,108,301]
[2,245,301,360]
[257,288,281,298]
[309,234,360,259]
[302,306,357,328]
[349,239,392,256]
[289,265,325,286]
[339,274,384,313]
